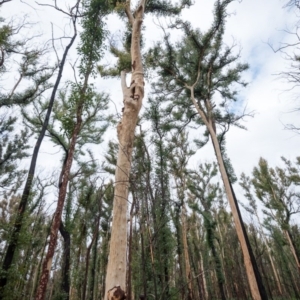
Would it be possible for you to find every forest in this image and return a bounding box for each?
[0,0,300,299]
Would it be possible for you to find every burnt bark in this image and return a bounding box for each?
[34,115,82,300]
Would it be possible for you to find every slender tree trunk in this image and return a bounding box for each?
[126,200,135,300]
[88,228,99,300]
[210,237,226,300]
[256,213,282,295]
[82,211,101,300]
[147,221,158,300]
[208,124,267,300]
[285,229,300,271]
[104,1,145,299]
[59,221,71,300]
[71,230,85,300]
[35,114,83,300]
[140,226,147,300]
[199,252,208,300]
[189,86,268,300]
[194,226,208,300]
[30,232,49,300]
[181,205,193,300]
[0,15,78,298]
[174,208,185,300]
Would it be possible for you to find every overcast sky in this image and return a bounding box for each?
[1,0,300,209]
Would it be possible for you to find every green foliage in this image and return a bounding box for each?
[0,113,30,192]
[99,0,191,78]
[145,0,191,16]
[146,0,248,133]
[0,16,55,107]
[188,162,226,295]
[22,84,109,161]
[251,157,300,228]
[78,0,110,79]
[0,177,51,300]
[98,43,131,77]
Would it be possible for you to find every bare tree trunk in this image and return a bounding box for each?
[104,1,145,299]
[190,88,267,299]
[59,221,71,300]
[209,129,264,300]
[88,228,99,300]
[35,115,83,300]
[126,199,136,300]
[255,213,282,295]
[199,251,208,300]
[181,205,193,300]
[82,212,101,300]
[285,229,300,271]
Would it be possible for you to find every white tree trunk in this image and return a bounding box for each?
[189,87,263,300]
[181,205,193,299]
[208,127,262,300]
[104,1,145,299]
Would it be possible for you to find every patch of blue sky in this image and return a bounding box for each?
[224,93,247,117]
[244,43,272,81]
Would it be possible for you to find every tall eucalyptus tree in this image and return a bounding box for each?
[31,0,110,298]
[146,1,268,299]
[101,0,191,298]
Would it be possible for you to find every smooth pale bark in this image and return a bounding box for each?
[197,231,208,300]
[285,230,300,271]
[181,205,193,300]
[188,87,266,300]
[209,128,261,300]
[104,1,145,299]
[126,198,136,300]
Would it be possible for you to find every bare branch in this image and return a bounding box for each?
[35,1,73,17]
[0,0,11,5]
[125,0,134,25]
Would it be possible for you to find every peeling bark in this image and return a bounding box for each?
[34,115,82,300]
[104,1,145,298]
